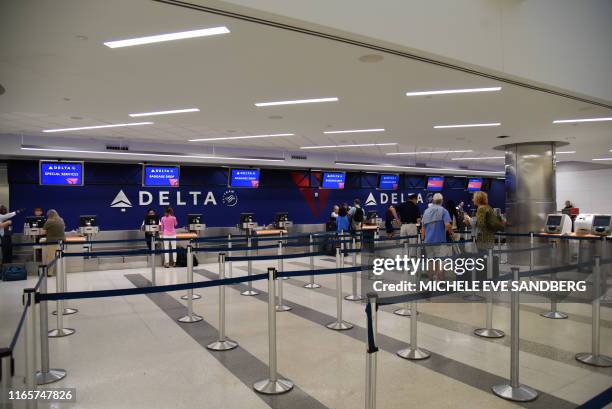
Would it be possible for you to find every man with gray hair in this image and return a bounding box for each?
[421,193,452,280]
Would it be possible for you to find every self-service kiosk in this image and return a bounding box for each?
[274,212,293,229]
[544,214,572,234]
[79,215,99,237]
[188,214,206,234]
[366,210,382,226]
[239,213,257,231]
[143,214,160,234]
[591,215,612,236]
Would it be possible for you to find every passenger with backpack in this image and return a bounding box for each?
[348,199,364,232]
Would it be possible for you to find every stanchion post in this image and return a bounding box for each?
[36,265,66,384]
[275,240,291,312]
[228,234,233,278]
[48,250,75,338]
[241,235,259,296]
[52,241,77,316]
[150,235,156,285]
[207,253,238,351]
[529,232,534,271]
[474,248,505,338]
[394,242,413,316]
[304,234,320,289]
[365,293,378,409]
[23,288,38,409]
[326,246,354,330]
[1,350,11,402]
[492,267,538,402]
[397,265,430,360]
[253,268,294,395]
[576,256,612,367]
[540,241,568,319]
[181,243,201,301]
[178,245,203,323]
[345,237,362,301]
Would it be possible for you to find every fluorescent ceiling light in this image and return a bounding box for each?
[300,143,397,150]
[451,156,504,160]
[387,150,473,156]
[335,161,504,175]
[104,26,230,48]
[20,147,283,162]
[434,123,500,129]
[189,133,294,142]
[553,117,612,124]
[405,87,501,96]
[42,122,153,133]
[592,158,612,161]
[255,97,338,107]
[556,151,576,154]
[129,108,199,117]
[323,128,385,134]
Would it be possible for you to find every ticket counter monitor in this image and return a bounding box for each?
[274,212,293,229]
[143,215,160,234]
[78,215,99,256]
[188,214,206,233]
[366,210,382,227]
[544,214,572,235]
[239,213,257,232]
[24,216,46,262]
[591,215,611,236]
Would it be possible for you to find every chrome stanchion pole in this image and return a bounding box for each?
[598,239,611,303]
[475,248,505,338]
[540,242,568,319]
[304,234,320,289]
[207,253,238,351]
[181,243,201,300]
[276,240,291,312]
[254,267,294,395]
[327,246,354,330]
[48,250,75,338]
[576,256,612,367]
[241,235,259,296]
[397,264,430,360]
[394,242,413,316]
[36,266,66,384]
[365,293,378,409]
[1,351,11,404]
[178,245,203,323]
[492,267,538,402]
[345,237,362,301]
[463,262,485,301]
[228,234,233,278]
[150,235,157,286]
[529,232,534,272]
[52,241,77,316]
[23,288,38,409]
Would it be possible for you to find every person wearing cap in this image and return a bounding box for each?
[394,193,421,256]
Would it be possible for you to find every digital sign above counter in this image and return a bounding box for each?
[143,165,180,187]
[230,169,260,188]
[467,178,483,192]
[40,161,83,186]
[378,174,399,190]
[426,176,444,191]
[321,172,346,189]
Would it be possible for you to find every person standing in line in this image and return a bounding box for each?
[41,209,65,276]
[160,207,178,268]
[421,193,452,280]
[141,208,158,250]
[336,206,350,235]
[0,205,23,264]
[330,205,340,219]
[394,193,421,256]
[473,191,505,252]
[348,199,364,231]
[385,205,398,237]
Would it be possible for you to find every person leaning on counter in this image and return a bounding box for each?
[42,209,66,277]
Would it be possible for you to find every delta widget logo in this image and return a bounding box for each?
[222,190,238,207]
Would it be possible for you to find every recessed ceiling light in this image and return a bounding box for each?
[434,123,500,129]
[556,151,576,154]
[592,158,612,161]
[129,108,200,117]
[300,143,397,150]
[323,128,385,134]
[255,97,338,107]
[42,122,153,133]
[189,133,294,142]
[405,87,501,97]
[104,26,230,48]
[387,150,473,156]
[553,117,612,124]
[451,156,504,160]
[335,161,504,175]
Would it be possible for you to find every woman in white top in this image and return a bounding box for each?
[330,205,339,219]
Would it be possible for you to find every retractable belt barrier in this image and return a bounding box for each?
[226,251,324,262]
[492,244,553,254]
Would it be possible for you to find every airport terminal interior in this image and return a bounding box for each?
[1,1,611,408]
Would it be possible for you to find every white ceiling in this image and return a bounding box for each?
[1,0,611,169]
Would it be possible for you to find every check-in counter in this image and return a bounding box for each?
[40,235,87,273]
[537,232,611,271]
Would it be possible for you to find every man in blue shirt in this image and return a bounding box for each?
[421,193,452,280]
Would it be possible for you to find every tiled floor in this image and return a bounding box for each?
[1,255,611,409]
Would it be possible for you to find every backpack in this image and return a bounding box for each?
[175,246,198,268]
[353,207,364,223]
[2,264,27,281]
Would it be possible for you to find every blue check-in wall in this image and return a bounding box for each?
[7,160,505,232]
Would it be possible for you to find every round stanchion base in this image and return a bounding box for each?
[463,294,485,302]
[52,308,78,315]
[326,321,354,331]
[279,276,289,280]
[207,339,239,351]
[241,289,260,296]
[180,293,202,300]
[397,346,431,360]
[48,328,75,338]
[344,294,363,301]
[491,384,538,402]
[275,304,292,312]
[303,283,321,289]
[177,314,203,323]
[393,308,416,317]
[540,310,568,319]
[253,378,294,395]
[474,328,505,338]
[36,369,67,385]
[575,353,612,367]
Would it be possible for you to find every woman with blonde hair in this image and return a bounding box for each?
[472,191,504,251]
